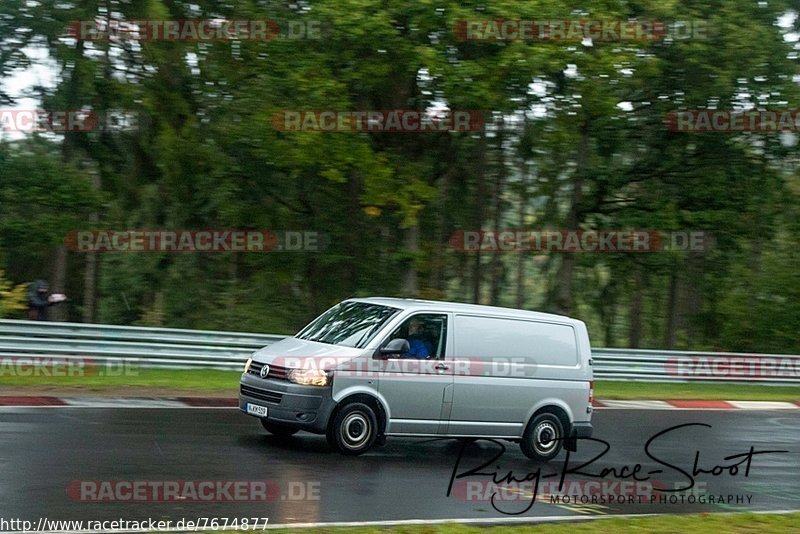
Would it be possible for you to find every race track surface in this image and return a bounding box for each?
[1,407,798,527]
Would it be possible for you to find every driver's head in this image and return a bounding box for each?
[408,318,423,336]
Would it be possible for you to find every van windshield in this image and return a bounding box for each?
[296,301,400,348]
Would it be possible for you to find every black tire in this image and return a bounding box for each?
[326,402,378,455]
[260,419,299,437]
[520,412,564,461]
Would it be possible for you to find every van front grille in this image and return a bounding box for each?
[248,361,289,380]
[240,385,283,405]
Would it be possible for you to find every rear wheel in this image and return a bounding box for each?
[520,412,564,461]
[326,402,378,455]
[261,419,299,437]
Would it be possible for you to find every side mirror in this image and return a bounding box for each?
[377,338,409,358]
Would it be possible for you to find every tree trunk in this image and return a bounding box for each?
[51,246,68,322]
[685,251,704,346]
[55,36,87,322]
[471,133,487,304]
[489,127,505,306]
[227,254,238,316]
[629,262,644,348]
[429,154,452,295]
[515,194,527,309]
[347,173,363,294]
[664,267,679,349]
[82,248,97,323]
[554,120,589,315]
[604,299,615,347]
[82,169,101,323]
[402,224,419,296]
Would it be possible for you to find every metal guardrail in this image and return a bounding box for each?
[591,348,800,385]
[0,319,282,370]
[1,319,798,384]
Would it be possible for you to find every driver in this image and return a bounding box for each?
[406,318,432,359]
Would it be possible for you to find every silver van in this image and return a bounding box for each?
[239,298,593,459]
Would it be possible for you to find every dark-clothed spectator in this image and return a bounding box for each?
[27,280,66,321]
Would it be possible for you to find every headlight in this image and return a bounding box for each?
[287,368,331,386]
[243,358,253,373]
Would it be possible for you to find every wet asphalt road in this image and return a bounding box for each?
[0,407,798,527]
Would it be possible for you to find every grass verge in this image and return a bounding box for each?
[0,368,796,401]
[250,512,800,533]
[595,380,798,401]
[0,368,240,392]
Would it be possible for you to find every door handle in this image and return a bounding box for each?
[435,363,449,371]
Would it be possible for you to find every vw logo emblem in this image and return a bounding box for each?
[259,364,270,378]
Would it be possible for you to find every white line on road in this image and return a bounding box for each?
[727,401,800,410]
[4,509,800,534]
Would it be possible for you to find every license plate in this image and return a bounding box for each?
[246,403,268,417]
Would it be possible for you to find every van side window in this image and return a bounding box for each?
[384,314,448,359]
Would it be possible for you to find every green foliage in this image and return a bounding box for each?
[0,269,26,317]
[1,0,798,354]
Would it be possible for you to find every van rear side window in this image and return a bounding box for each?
[454,315,578,366]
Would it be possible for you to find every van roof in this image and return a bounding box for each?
[348,297,582,325]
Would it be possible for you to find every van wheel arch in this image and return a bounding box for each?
[520,405,571,461]
[531,405,570,430]
[330,394,388,436]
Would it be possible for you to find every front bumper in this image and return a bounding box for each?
[239,372,336,434]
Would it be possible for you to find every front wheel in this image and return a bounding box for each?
[261,419,299,437]
[326,402,378,455]
[520,412,564,461]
